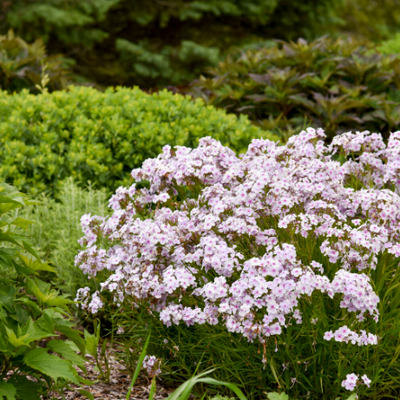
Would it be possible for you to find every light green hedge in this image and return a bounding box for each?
[0,86,273,195]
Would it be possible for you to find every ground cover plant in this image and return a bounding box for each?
[190,37,400,142]
[0,86,273,197]
[75,127,400,399]
[0,182,92,400]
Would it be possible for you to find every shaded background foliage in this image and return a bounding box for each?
[188,37,400,141]
[0,0,341,89]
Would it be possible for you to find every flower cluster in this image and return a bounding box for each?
[341,373,371,391]
[142,355,162,378]
[323,326,378,346]
[75,127,400,384]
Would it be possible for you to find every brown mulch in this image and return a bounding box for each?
[53,347,176,400]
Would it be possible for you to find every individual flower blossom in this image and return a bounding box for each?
[341,373,359,391]
[361,374,371,388]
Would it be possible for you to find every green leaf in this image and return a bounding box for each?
[7,375,42,400]
[12,260,39,277]
[47,339,86,369]
[78,389,94,400]
[126,331,151,400]
[23,347,79,384]
[11,217,34,230]
[21,241,40,261]
[148,378,157,400]
[5,326,29,349]
[84,329,99,358]
[19,317,54,344]
[54,324,86,355]
[267,393,289,400]
[18,254,55,273]
[0,381,16,400]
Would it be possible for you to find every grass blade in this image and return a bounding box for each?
[126,331,151,400]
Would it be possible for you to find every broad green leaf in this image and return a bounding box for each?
[19,317,54,344]
[18,254,55,273]
[36,313,55,333]
[25,277,69,307]
[12,260,39,277]
[13,304,30,325]
[47,339,86,369]
[0,195,24,206]
[84,330,99,358]
[0,381,16,400]
[7,375,42,400]
[17,298,42,319]
[5,326,29,349]
[23,347,79,384]
[54,324,86,355]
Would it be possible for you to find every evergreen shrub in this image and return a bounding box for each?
[0,86,272,196]
[190,37,400,141]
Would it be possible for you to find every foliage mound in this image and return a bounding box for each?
[1,0,340,88]
[0,182,90,400]
[0,86,271,196]
[190,37,400,141]
[76,127,400,399]
[0,30,73,93]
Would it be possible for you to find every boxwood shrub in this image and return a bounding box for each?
[0,86,273,195]
[190,36,400,141]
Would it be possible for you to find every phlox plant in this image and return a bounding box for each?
[75,127,400,399]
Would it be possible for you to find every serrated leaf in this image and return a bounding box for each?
[23,347,79,384]
[12,260,39,277]
[17,298,42,318]
[54,324,86,355]
[36,312,55,333]
[84,330,98,358]
[19,317,54,343]
[0,381,16,400]
[18,254,55,273]
[7,375,42,400]
[47,339,86,369]
[5,326,29,349]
